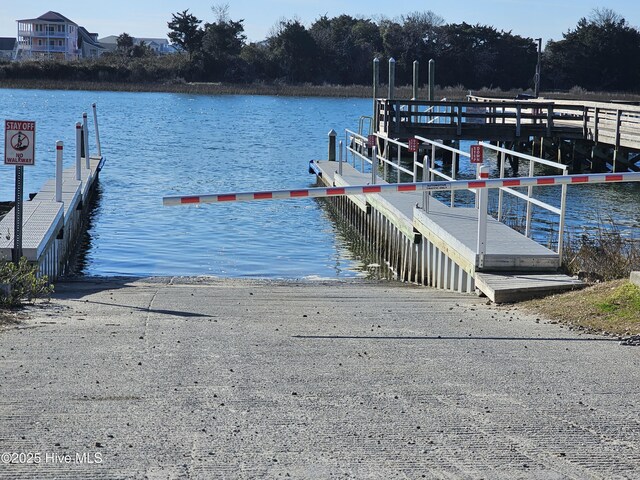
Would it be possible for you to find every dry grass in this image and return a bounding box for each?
[522,279,640,336]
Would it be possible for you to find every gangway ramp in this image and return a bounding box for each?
[312,160,582,302]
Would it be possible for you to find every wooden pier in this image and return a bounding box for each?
[374,96,640,172]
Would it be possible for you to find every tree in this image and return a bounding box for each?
[268,19,319,83]
[168,10,203,60]
[309,15,382,84]
[116,33,134,52]
[543,9,640,90]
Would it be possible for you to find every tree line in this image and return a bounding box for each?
[166,6,640,91]
[0,6,638,93]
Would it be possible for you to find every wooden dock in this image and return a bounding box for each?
[311,160,583,302]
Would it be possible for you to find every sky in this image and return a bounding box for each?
[1,0,639,44]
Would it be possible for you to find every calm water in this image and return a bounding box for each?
[0,88,638,278]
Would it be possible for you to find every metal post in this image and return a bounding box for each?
[525,159,535,237]
[558,168,568,258]
[497,146,505,221]
[388,58,395,100]
[75,122,82,181]
[451,152,457,206]
[56,141,63,203]
[476,165,489,269]
[13,166,23,264]
[338,140,343,176]
[83,112,90,169]
[516,104,522,137]
[412,60,419,100]
[428,59,435,101]
[413,150,418,182]
[534,38,542,98]
[422,155,430,212]
[92,103,102,157]
[371,146,377,184]
[328,129,337,162]
[373,57,380,130]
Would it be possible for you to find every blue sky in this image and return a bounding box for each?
[1,1,639,44]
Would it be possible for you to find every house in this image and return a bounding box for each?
[0,38,16,60]
[15,11,104,60]
[98,35,177,55]
[78,27,105,58]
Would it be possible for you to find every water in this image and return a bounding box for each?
[0,88,638,278]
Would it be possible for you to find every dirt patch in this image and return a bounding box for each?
[521,279,640,336]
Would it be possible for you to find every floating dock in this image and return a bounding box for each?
[0,107,104,280]
[311,160,584,302]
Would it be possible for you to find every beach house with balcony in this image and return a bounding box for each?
[15,11,104,60]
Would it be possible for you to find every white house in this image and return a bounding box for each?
[98,35,176,55]
[15,11,104,60]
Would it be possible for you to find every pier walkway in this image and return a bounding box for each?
[312,160,583,302]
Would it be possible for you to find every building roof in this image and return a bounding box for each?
[0,37,16,50]
[78,27,105,49]
[17,11,77,25]
[98,35,118,45]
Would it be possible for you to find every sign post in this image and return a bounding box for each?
[4,120,36,264]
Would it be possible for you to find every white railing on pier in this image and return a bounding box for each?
[342,129,571,258]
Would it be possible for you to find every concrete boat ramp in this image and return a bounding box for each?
[312,160,583,302]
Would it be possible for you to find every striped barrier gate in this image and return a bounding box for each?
[163,171,640,206]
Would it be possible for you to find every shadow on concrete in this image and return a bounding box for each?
[293,335,618,343]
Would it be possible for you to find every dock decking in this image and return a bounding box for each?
[312,160,583,301]
[0,156,103,279]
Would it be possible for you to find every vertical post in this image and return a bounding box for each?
[413,150,418,182]
[56,141,63,203]
[92,103,101,157]
[428,59,435,101]
[451,152,457,206]
[476,165,489,269]
[516,104,522,137]
[83,112,90,169]
[13,166,23,264]
[422,154,430,213]
[388,58,395,100]
[75,122,82,181]
[371,146,377,184]
[558,167,568,259]
[338,140,343,175]
[497,146,505,221]
[373,57,380,132]
[525,159,535,237]
[534,38,542,98]
[328,129,337,162]
[412,60,419,100]
[412,60,419,126]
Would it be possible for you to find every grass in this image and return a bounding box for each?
[522,279,640,336]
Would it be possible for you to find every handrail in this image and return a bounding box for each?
[480,141,568,257]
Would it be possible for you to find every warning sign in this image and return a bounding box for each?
[367,135,376,148]
[5,120,35,166]
[470,144,483,164]
[408,137,420,153]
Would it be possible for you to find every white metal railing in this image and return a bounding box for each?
[342,128,571,259]
[480,141,568,256]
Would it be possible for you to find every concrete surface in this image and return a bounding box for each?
[0,276,639,479]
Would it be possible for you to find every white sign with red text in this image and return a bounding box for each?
[5,120,36,166]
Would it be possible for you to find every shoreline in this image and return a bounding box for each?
[2,79,640,102]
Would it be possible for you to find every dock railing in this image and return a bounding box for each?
[342,128,569,261]
[480,141,568,257]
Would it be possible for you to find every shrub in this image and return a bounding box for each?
[0,258,54,307]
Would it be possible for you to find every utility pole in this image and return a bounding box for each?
[534,38,542,98]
